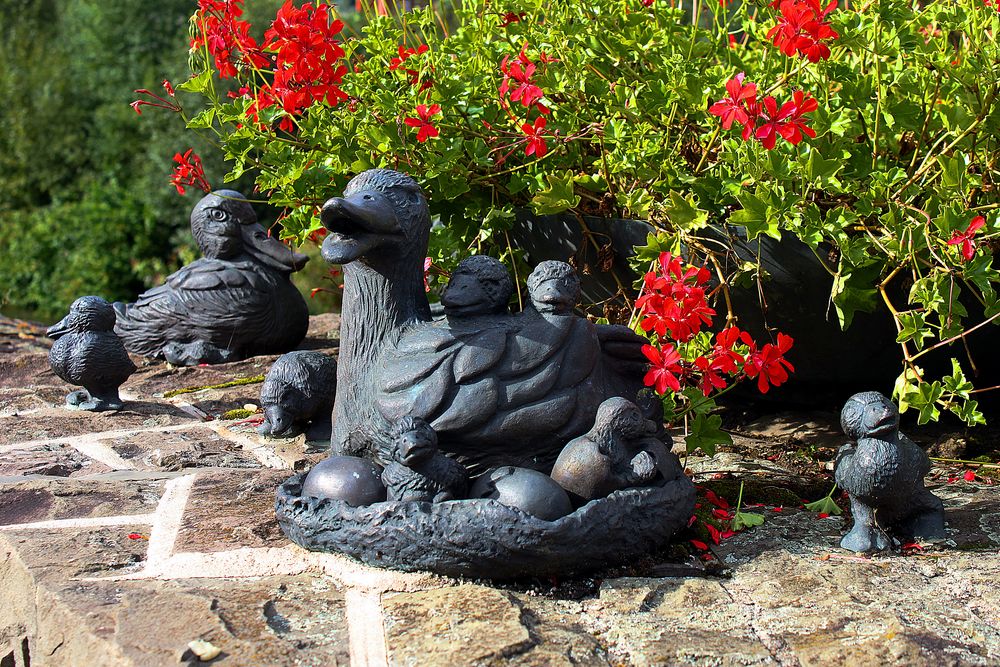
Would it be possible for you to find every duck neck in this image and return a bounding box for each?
[333,251,431,450]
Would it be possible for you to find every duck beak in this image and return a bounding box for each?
[46,316,71,339]
[320,191,400,265]
[242,224,308,272]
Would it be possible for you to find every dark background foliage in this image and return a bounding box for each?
[0,0,339,323]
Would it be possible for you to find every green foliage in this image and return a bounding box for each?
[0,0,284,321]
[169,0,998,431]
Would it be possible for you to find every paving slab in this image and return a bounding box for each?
[0,477,164,525]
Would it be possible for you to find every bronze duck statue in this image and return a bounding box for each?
[320,169,649,472]
[113,190,310,366]
[47,296,137,411]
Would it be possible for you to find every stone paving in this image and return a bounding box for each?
[1,315,999,666]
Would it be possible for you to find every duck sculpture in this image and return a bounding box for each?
[319,169,650,472]
[47,296,136,411]
[113,191,310,366]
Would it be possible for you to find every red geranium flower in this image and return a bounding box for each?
[522,116,548,157]
[708,73,757,130]
[745,333,795,393]
[947,215,987,262]
[169,149,211,195]
[404,104,441,142]
[642,343,683,394]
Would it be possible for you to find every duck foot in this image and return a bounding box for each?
[162,341,240,366]
[840,523,896,553]
[64,390,124,412]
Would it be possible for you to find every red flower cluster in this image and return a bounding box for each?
[257,2,348,121]
[708,74,817,150]
[389,44,432,91]
[499,11,527,26]
[170,149,211,195]
[743,332,795,394]
[499,47,548,113]
[522,116,548,157]
[947,215,987,262]
[636,252,715,341]
[638,252,794,396]
[404,104,441,142]
[766,0,839,63]
[190,0,268,79]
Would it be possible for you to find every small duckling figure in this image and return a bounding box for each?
[525,260,580,316]
[551,397,666,503]
[47,296,136,411]
[835,391,946,553]
[258,351,337,439]
[441,255,514,318]
[381,416,469,502]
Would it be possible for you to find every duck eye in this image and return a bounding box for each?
[209,209,227,221]
[363,194,374,201]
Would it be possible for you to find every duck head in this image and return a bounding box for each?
[391,416,438,466]
[320,169,430,266]
[596,397,658,440]
[191,190,308,272]
[47,296,116,338]
[842,391,899,440]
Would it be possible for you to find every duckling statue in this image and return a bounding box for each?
[381,417,468,502]
[113,190,310,366]
[258,351,337,439]
[47,296,136,411]
[835,391,946,553]
[551,397,681,503]
[440,255,514,318]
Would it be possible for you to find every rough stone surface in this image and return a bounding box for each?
[383,585,532,666]
[1,314,1000,666]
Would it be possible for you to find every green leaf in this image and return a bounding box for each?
[185,108,215,130]
[663,190,708,230]
[732,510,765,530]
[177,70,212,94]
[831,263,880,329]
[942,358,974,399]
[730,192,780,241]
[530,171,580,215]
[684,413,731,457]
[805,149,844,188]
[908,381,944,425]
[953,399,986,427]
[896,311,933,350]
[803,494,843,515]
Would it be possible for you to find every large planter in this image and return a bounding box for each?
[509,213,906,396]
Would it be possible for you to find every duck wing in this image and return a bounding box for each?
[114,259,273,358]
[374,313,620,469]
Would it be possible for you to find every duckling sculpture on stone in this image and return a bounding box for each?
[113,190,309,366]
[318,169,651,472]
[551,397,680,503]
[47,296,136,411]
[380,417,468,502]
[835,391,946,553]
[258,351,337,439]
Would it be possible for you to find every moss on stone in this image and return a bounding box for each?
[162,374,265,399]
[222,408,258,420]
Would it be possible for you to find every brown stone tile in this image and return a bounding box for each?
[0,385,72,414]
[0,442,112,478]
[0,533,350,667]
[173,469,291,554]
[0,404,197,446]
[0,525,149,581]
[101,427,261,472]
[0,477,164,525]
[383,585,532,667]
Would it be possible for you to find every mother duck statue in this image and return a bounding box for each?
[275,169,695,579]
[113,191,310,366]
